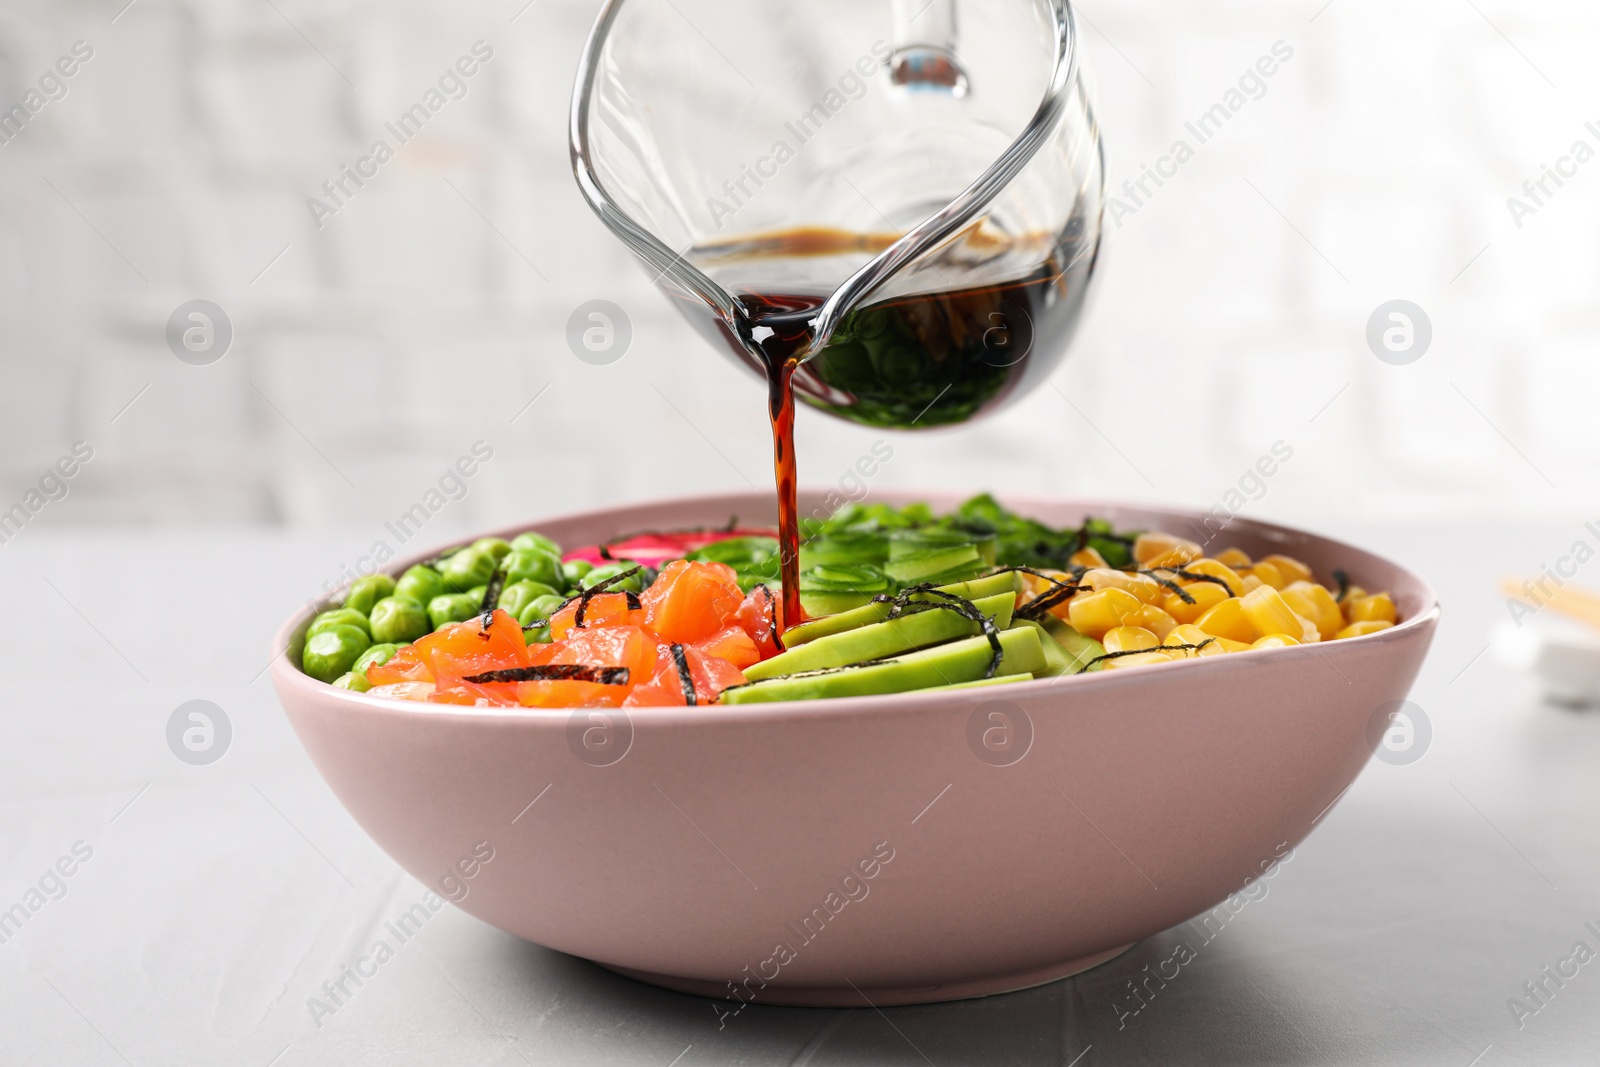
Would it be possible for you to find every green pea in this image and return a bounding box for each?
[579,561,645,593]
[516,594,568,629]
[369,596,430,643]
[467,585,488,604]
[512,531,562,556]
[439,548,497,593]
[343,574,396,615]
[500,580,560,620]
[428,593,481,629]
[353,643,399,674]
[562,559,593,587]
[502,547,564,591]
[302,625,372,683]
[308,608,371,639]
[396,565,446,606]
[471,537,513,562]
[332,671,371,692]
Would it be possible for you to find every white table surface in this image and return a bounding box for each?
[3,522,1598,1066]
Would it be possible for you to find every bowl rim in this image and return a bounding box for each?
[271,490,1441,727]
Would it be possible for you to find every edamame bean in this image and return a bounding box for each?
[396,564,446,606]
[428,593,481,629]
[308,608,371,639]
[353,643,399,674]
[440,548,497,592]
[369,596,430,643]
[516,593,565,645]
[332,671,371,692]
[302,625,371,683]
[343,574,396,615]
[516,594,568,629]
[579,561,645,593]
[511,531,562,556]
[467,585,489,604]
[471,537,513,562]
[503,547,564,590]
[561,559,592,587]
[500,580,560,620]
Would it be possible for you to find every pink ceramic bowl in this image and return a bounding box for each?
[272,491,1438,1007]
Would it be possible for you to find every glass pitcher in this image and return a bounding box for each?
[570,0,1105,431]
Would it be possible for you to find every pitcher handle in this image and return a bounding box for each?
[808,0,1079,362]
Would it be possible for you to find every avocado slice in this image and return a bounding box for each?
[1040,615,1106,674]
[720,627,1046,704]
[745,591,1017,681]
[883,544,982,584]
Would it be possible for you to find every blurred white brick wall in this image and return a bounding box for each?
[0,0,1595,538]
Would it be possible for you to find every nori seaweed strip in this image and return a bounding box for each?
[723,514,740,532]
[995,566,1086,622]
[995,564,1083,586]
[752,584,785,650]
[598,544,614,561]
[478,610,495,636]
[1133,570,1196,604]
[464,664,630,685]
[1016,583,1085,621]
[1333,569,1352,602]
[669,644,697,705]
[870,587,1006,678]
[1167,569,1234,593]
[568,566,644,628]
[1076,640,1216,674]
[478,561,508,613]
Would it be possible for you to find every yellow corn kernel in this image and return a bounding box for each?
[1281,581,1343,640]
[1340,585,1369,608]
[1103,650,1177,670]
[1214,547,1252,568]
[1163,581,1231,624]
[1252,634,1300,649]
[1133,532,1203,569]
[1240,575,1265,594]
[1082,568,1164,605]
[1124,604,1178,640]
[1346,592,1397,625]
[1164,624,1235,657]
[1165,623,1209,645]
[1103,625,1160,654]
[1336,620,1394,640]
[1067,588,1144,640]
[1262,554,1314,585]
[1069,546,1108,569]
[1240,586,1312,640]
[1245,561,1287,590]
[1180,559,1246,597]
[1195,597,1258,644]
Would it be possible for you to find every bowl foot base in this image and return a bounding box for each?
[602,942,1137,1007]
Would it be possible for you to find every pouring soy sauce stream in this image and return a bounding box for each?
[570,0,1100,633]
